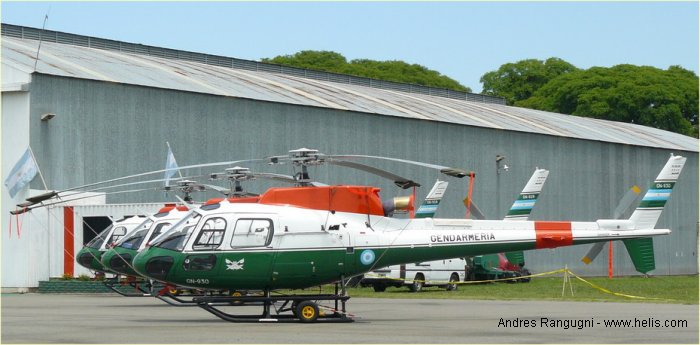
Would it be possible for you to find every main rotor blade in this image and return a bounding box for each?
[581,242,606,265]
[24,174,207,208]
[24,191,59,205]
[254,172,298,184]
[57,158,266,194]
[16,175,198,209]
[613,185,641,219]
[328,154,470,178]
[327,159,420,189]
[86,174,205,194]
[211,170,302,185]
[11,187,160,214]
[199,183,232,196]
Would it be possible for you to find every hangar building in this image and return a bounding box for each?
[2,24,698,289]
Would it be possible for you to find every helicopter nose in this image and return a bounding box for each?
[102,249,133,274]
[76,247,105,271]
[133,250,174,281]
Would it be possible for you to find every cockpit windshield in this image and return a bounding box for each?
[151,211,201,251]
[85,224,114,249]
[115,218,153,250]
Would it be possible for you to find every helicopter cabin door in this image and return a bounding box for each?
[182,214,277,289]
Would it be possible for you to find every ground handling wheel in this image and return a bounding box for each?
[296,300,319,323]
[230,290,245,306]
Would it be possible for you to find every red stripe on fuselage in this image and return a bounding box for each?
[534,221,573,249]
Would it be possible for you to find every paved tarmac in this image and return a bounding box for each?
[1,293,698,343]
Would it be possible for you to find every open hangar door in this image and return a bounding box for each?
[82,216,112,245]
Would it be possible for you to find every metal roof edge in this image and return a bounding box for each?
[1,23,505,105]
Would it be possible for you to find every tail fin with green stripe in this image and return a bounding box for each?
[504,168,549,265]
[504,168,549,220]
[629,154,686,230]
[414,180,448,219]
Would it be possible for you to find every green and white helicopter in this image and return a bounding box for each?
[100,167,304,304]
[73,178,239,296]
[125,150,685,323]
[11,149,686,323]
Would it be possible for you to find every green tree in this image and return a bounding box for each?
[480,58,579,105]
[262,51,349,72]
[262,50,471,92]
[519,64,698,137]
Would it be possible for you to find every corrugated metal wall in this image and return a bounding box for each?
[28,74,699,275]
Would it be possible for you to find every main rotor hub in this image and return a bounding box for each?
[224,166,256,182]
[177,180,196,186]
[225,166,251,174]
[288,148,324,166]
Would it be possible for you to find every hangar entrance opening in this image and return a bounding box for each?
[82,217,112,245]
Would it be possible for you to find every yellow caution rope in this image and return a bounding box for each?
[365,268,676,301]
[565,269,675,301]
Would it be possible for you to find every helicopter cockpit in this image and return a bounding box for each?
[114,218,154,250]
[149,210,202,251]
[84,215,147,251]
[84,224,115,250]
[77,215,148,272]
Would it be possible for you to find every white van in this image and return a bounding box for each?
[360,258,467,292]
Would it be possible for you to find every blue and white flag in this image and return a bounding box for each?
[4,148,38,198]
[164,145,179,187]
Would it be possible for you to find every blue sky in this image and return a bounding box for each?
[2,1,698,92]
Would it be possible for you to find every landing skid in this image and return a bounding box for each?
[154,290,241,307]
[153,286,252,307]
[103,277,153,297]
[194,292,353,323]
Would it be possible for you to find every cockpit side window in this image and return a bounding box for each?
[231,218,272,248]
[152,212,200,251]
[86,225,113,249]
[147,222,172,244]
[107,226,127,246]
[118,229,148,250]
[193,217,226,250]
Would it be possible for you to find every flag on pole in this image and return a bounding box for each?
[4,148,39,198]
[164,145,179,187]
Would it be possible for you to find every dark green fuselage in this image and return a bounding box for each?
[132,241,536,290]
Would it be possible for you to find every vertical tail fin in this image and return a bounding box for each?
[503,168,549,266]
[629,154,686,229]
[504,168,549,220]
[414,180,449,219]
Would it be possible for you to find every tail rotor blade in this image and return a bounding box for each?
[582,185,643,264]
[613,185,641,219]
[582,242,606,264]
[469,201,487,220]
